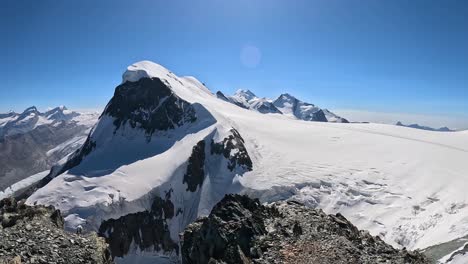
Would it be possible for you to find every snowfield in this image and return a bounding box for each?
[26,61,468,260]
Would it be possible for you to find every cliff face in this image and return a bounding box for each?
[181,194,429,264]
[0,198,112,264]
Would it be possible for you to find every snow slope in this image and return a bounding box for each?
[27,61,468,260]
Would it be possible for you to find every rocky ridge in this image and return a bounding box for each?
[0,198,112,264]
[182,194,429,264]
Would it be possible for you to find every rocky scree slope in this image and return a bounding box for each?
[182,194,429,264]
[0,198,112,264]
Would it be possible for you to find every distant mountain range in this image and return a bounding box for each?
[396,121,454,132]
[0,106,98,191]
[217,90,349,123]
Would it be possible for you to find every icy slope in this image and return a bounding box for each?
[27,61,468,261]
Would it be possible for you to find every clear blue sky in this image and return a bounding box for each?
[2,0,468,121]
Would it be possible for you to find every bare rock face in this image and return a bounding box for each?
[210,128,253,172]
[98,190,178,259]
[104,77,197,137]
[0,198,112,264]
[184,140,206,192]
[181,194,429,264]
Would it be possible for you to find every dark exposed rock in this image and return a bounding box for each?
[104,77,197,137]
[181,194,429,264]
[254,102,282,114]
[182,195,272,264]
[0,198,112,264]
[99,191,178,258]
[215,91,230,102]
[183,140,206,192]
[210,129,253,172]
[308,108,327,122]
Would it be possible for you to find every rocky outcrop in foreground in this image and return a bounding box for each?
[182,194,429,264]
[0,198,112,264]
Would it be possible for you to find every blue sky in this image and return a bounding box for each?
[1,0,468,127]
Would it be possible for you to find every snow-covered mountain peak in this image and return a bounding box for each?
[45,105,67,114]
[44,106,78,121]
[277,93,297,101]
[273,93,299,109]
[234,89,257,101]
[122,60,173,83]
[22,106,39,114]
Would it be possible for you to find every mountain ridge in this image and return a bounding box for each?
[396,121,454,132]
[217,89,348,123]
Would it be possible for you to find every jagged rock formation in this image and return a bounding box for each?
[184,141,206,192]
[182,194,429,264]
[98,191,178,258]
[0,198,112,264]
[210,128,252,172]
[104,77,197,137]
